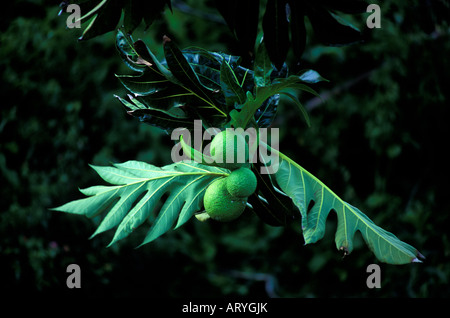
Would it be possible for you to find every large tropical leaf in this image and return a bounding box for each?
[52,161,229,247]
[261,145,424,264]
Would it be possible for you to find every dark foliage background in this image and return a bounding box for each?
[1,0,449,299]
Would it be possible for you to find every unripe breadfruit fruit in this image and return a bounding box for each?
[226,167,257,198]
[204,178,247,222]
[210,130,248,170]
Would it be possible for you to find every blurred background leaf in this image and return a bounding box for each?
[1,0,449,298]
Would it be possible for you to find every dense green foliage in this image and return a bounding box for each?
[1,0,449,298]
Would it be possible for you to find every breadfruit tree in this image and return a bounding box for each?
[53,0,424,266]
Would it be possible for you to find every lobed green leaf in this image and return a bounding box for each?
[260,145,424,264]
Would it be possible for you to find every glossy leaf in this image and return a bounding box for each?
[79,0,122,41]
[248,162,297,226]
[220,59,246,106]
[52,161,229,247]
[115,73,170,96]
[163,37,228,122]
[254,94,280,128]
[115,29,147,73]
[115,94,193,132]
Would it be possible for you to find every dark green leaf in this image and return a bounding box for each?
[115,73,170,96]
[79,0,122,41]
[262,0,290,70]
[115,29,146,72]
[128,108,195,132]
[164,37,209,92]
[134,87,191,112]
[214,0,260,63]
[183,49,223,91]
[138,0,172,29]
[163,37,228,123]
[123,0,144,34]
[115,94,192,132]
[248,162,297,226]
[220,59,246,106]
[254,94,279,128]
[254,41,273,87]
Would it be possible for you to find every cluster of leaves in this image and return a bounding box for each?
[60,0,368,67]
[112,29,319,132]
[59,0,172,40]
[5,0,447,298]
[216,0,367,68]
[53,29,322,246]
[53,26,424,264]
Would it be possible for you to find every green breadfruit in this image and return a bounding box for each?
[210,130,249,170]
[226,167,257,198]
[203,178,247,222]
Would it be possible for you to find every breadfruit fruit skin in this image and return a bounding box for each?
[203,178,247,222]
[226,167,257,198]
[210,130,248,170]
